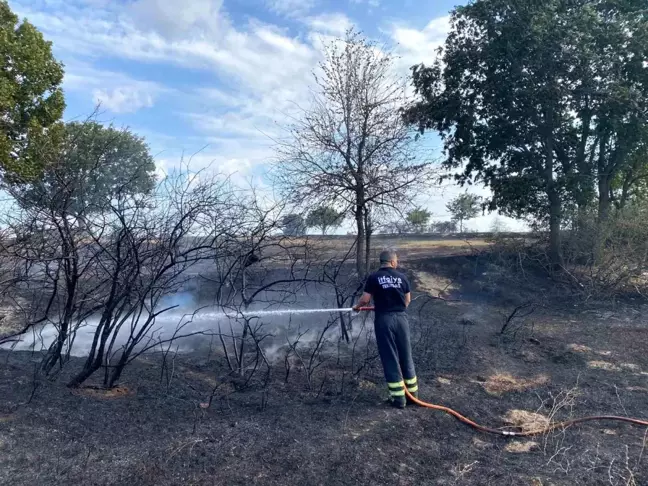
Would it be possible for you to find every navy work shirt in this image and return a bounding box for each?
[364,267,411,313]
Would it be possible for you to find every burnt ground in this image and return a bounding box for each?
[1,241,648,485]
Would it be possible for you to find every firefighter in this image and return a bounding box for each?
[353,249,418,408]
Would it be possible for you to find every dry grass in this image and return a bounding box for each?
[505,441,539,453]
[568,344,593,353]
[587,361,622,372]
[393,239,491,249]
[72,386,133,399]
[358,380,377,390]
[620,363,642,372]
[414,270,456,297]
[482,373,550,396]
[504,410,550,434]
[290,237,492,258]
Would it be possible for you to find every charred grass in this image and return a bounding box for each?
[1,245,648,485]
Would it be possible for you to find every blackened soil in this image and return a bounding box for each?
[1,251,648,485]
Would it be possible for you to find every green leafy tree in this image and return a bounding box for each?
[612,138,648,210]
[446,194,481,233]
[0,1,65,181]
[13,121,156,215]
[406,208,431,233]
[405,0,648,266]
[281,213,307,236]
[306,206,343,235]
[431,221,457,235]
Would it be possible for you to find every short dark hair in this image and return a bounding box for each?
[379,249,397,264]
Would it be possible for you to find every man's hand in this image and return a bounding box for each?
[353,292,372,312]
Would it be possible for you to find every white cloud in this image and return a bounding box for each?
[13,0,321,140]
[129,0,224,38]
[63,63,167,114]
[154,158,168,180]
[93,86,154,114]
[391,16,450,75]
[267,0,316,16]
[14,2,319,98]
[306,13,353,36]
[186,112,272,138]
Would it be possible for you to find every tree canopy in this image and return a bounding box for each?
[306,207,343,235]
[0,1,65,181]
[281,213,307,236]
[446,194,481,233]
[430,220,457,235]
[12,121,156,215]
[406,208,431,233]
[405,0,648,264]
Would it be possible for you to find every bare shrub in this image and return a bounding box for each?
[563,206,648,298]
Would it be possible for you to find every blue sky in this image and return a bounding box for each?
[9,0,523,231]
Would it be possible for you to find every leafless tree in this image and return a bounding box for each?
[201,198,323,378]
[65,170,244,388]
[1,147,255,388]
[273,30,435,278]
[1,187,113,373]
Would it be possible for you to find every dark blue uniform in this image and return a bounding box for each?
[364,268,418,403]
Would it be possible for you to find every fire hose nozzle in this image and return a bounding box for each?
[356,306,375,312]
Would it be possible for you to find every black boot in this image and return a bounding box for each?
[390,396,406,409]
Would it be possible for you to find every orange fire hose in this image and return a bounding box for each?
[403,388,648,437]
[356,306,648,436]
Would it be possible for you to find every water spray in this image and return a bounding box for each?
[191,306,375,321]
[239,306,375,317]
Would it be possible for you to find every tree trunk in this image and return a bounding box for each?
[68,340,107,387]
[598,176,612,224]
[548,190,562,270]
[544,103,561,269]
[597,133,612,224]
[42,332,66,374]
[355,207,366,277]
[237,320,250,375]
[106,352,131,388]
[67,361,101,388]
[68,312,117,387]
[364,207,372,274]
[618,171,632,211]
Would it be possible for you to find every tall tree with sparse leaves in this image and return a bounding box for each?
[275,31,433,277]
[0,1,65,181]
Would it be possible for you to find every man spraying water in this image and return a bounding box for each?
[353,250,418,409]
